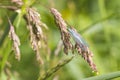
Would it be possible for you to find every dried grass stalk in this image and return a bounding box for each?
[26,8,48,64]
[50,8,72,54]
[8,18,21,61]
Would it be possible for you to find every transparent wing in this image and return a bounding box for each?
[68,28,88,47]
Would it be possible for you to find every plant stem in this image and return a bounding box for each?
[80,12,116,34]
[38,55,74,80]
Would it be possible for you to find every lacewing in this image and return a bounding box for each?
[67,27,90,53]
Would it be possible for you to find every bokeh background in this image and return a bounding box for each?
[0,0,120,80]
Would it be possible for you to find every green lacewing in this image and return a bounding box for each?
[67,27,89,52]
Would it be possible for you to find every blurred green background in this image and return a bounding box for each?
[0,0,120,80]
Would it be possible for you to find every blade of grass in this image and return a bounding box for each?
[82,71,120,80]
[0,37,12,72]
[80,12,116,34]
[38,55,74,80]
[0,25,9,47]
[98,0,111,44]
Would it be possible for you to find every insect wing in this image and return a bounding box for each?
[68,28,88,47]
